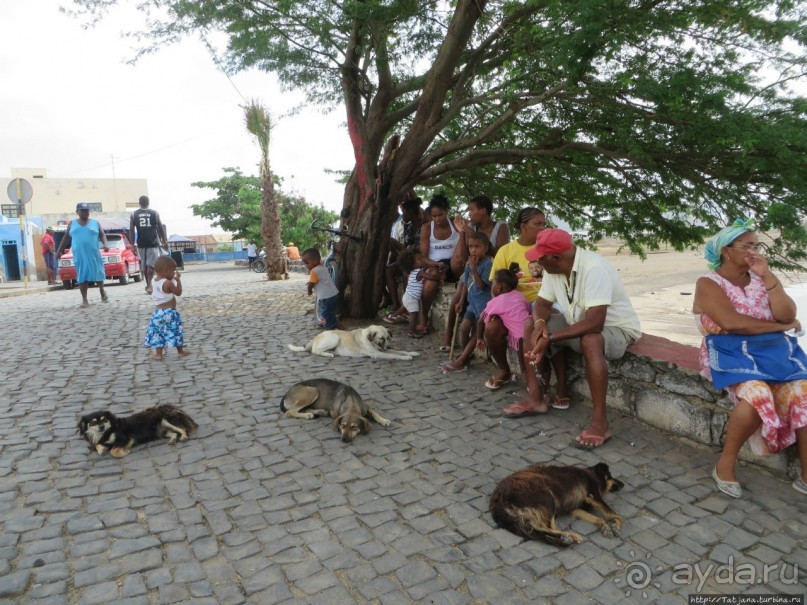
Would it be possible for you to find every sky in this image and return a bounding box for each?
[0,0,353,235]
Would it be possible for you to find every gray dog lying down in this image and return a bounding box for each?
[280,378,391,443]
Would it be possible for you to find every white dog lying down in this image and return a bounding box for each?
[287,325,420,360]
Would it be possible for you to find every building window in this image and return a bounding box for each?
[87,203,103,212]
[1,204,20,218]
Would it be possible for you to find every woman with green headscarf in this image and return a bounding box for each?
[693,219,807,499]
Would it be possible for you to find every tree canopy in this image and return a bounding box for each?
[191,168,338,253]
[72,0,807,312]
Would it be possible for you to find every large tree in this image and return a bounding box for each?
[72,0,807,316]
[190,168,339,252]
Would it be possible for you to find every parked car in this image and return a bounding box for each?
[58,233,142,289]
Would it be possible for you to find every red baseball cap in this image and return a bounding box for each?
[524,229,573,262]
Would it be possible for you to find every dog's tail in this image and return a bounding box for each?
[287,343,310,352]
[490,505,573,547]
[155,405,199,433]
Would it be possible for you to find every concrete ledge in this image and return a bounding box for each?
[430,286,797,478]
[234,259,306,273]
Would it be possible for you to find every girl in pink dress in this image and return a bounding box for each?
[694,219,806,498]
[480,268,531,389]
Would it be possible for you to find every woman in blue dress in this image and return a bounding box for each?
[55,202,110,307]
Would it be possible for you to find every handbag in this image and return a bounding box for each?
[705,332,807,390]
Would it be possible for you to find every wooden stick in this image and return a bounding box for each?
[448,310,461,361]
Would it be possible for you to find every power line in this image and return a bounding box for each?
[54,138,198,177]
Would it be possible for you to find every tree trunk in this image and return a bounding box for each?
[261,171,287,280]
[339,173,400,318]
[337,131,407,318]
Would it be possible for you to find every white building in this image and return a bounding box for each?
[2,167,147,224]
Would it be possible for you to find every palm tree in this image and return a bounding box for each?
[243,100,287,280]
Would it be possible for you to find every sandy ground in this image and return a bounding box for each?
[597,239,807,348]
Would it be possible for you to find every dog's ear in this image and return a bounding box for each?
[104,412,118,427]
[77,417,87,435]
[332,415,343,431]
[593,462,624,492]
[358,417,372,434]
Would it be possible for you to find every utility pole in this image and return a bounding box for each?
[111,153,119,208]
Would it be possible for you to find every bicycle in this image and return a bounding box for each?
[251,251,266,273]
[310,217,362,324]
[310,217,362,287]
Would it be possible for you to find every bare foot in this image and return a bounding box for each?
[177,350,190,358]
[150,354,164,361]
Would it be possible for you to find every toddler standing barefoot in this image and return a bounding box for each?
[144,256,189,360]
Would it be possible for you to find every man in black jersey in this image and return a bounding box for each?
[129,195,168,294]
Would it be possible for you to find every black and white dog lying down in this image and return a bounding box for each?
[78,404,198,457]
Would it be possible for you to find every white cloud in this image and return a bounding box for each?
[0,0,352,234]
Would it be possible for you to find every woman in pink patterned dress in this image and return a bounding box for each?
[693,219,806,498]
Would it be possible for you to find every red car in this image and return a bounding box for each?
[58,233,143,289]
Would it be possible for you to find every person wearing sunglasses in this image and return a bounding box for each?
[694,218,807,498]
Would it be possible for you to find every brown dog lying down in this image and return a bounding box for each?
[280,378,391,443]
[489,462,624,546]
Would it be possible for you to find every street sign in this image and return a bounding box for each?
[5,177,33,287]
[7,177,33,205]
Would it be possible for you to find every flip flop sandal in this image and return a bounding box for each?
[101,294,110,303]
[439,362,467,373]
[792,476,807,495]
[438,345,451,352]
[408,331,424,339]
[572,430,612,450]
[551,397,571,410]
[485,376,510,390]
[501,403,545,418]
[416,324,429,334]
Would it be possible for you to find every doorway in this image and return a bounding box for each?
[2,242,20,281]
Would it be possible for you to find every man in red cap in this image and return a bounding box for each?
[502,228,641,449]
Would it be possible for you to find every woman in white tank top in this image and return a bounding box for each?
[418,194,461,332]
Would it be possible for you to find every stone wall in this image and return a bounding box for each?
[429,287,799,478]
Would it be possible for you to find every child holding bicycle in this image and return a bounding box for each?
[301,247,342,330]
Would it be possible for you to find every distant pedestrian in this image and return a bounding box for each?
[247,241,258,270]
[55,203,109,307]
[144,255,189,361]
[286,243,301,261]
[129,195,168,295]
[301,248,342,330]
[41,226,57,285]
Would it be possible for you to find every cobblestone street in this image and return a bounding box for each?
[1,263,805,604]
